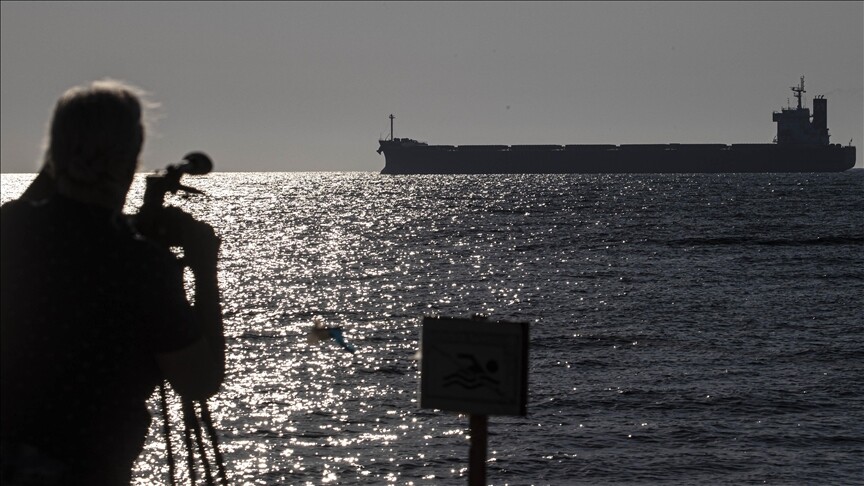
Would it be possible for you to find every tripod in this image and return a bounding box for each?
[159,385,228,485]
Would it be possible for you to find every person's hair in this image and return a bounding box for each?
[43,79,155,206]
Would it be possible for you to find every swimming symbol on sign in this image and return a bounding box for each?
[442,353,503,396]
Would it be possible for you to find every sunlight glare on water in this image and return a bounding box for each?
[1,170,862,485]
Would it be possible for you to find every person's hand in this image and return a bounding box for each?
[140,207,220,274]
[178,216,220,276]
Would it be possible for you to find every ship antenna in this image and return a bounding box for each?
[791,76,806,110]
[389,114,395,141]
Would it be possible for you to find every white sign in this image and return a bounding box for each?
[420,316,528,416]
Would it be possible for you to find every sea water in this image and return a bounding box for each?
[2,171,862,485]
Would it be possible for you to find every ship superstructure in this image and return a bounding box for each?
[772,77,830,145]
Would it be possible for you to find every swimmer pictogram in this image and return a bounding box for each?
[440,353,503,396]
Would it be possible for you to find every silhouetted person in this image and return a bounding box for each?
[1,79,225,484]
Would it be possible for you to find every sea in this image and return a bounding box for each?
[1,170,863,485]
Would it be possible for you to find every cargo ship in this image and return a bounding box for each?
[377,78,856,174]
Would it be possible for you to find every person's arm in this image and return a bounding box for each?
[155,211,226,401]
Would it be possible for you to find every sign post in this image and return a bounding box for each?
[420,316,529,485]
[468,414,488,485]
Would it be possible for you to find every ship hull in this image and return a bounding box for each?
[379,143,856,174]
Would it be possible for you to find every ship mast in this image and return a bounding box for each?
[791,76,806,109]
[389,114,395,140]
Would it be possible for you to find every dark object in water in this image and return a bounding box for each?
[309,318,356,353]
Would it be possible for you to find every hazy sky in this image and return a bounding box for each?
[2,1,862,173]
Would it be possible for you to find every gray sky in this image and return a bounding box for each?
[2,1,862,173]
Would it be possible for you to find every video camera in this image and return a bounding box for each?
[134,152,214,249]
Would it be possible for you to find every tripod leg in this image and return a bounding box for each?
[182,401,198,484]
[160,383,177,486]
[200,402,229,485]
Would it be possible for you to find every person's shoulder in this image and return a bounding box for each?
[2,197,34,211]
[1,197,46,221]
[1,199,18,215]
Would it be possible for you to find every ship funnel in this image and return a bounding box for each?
[812,97,829,144]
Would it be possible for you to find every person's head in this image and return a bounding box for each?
[43,79,153,210]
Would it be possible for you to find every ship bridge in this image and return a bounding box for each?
[772,76,830,145]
